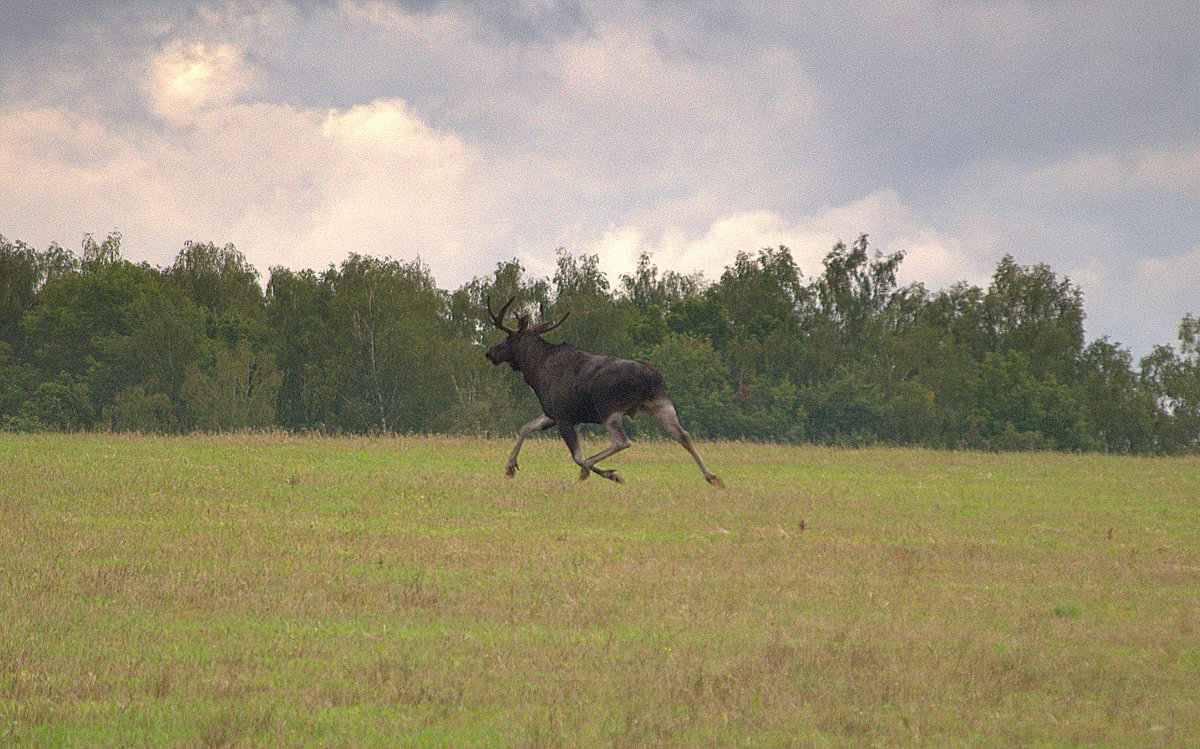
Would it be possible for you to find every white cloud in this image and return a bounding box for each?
[797,191,988,292]
[0,93,495,279]
[1069,240,1200,352]
[1000,141,1200,202]
[1139,244,1200,302]
[0,106,149,236]
[338,0,457,34]
[143,39,257,122]
[587,210,797,285]
[309,99,491,269]
[322,99,471,170]
[584,190,985,292]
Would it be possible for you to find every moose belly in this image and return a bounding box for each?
[538,358,666,425]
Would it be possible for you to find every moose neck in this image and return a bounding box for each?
[515,334,558,389]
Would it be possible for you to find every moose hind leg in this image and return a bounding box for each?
[579,412,630,484]
[506,414,554,476]
[646,397,724,488]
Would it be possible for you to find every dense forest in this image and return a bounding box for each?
[2,231,1197,453]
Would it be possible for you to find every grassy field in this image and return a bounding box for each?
[1,432,1198,747]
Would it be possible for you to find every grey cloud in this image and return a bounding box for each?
[0,0,1196,357]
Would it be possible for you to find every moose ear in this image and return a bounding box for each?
[515,315,530,332]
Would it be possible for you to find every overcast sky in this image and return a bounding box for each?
[1,0,1197,357]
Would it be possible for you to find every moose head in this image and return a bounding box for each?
[484,296,569,371]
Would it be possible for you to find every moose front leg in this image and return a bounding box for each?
[506,414,554,476]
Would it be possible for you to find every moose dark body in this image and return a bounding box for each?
[485,297,723,487]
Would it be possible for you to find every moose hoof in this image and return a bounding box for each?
[505,463,518,477]
[595,468,624,484]
[706,474,725,489]
[578,466,590,482]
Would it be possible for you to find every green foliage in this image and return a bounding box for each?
[550,249,632,355]
[278,253,453,433]
[1,229,1197,452]
[800,369,885,446]
[18,252,204,430]
[1140,314,1200,452]
[1079,338,1156,452]
[983,255,1086,387]
[108,384,177,433]
[80,231,123,271]
[812,235,904,339]
[0,235,42,346]
[718,245,805,339]
[264,266,334,430]
[449,258,552,343]
[13,376,93,431]
[184,340,282,433]
[619,251,703,313]
[973,350,1086,450]
[169,240,262,318]
[641,334,732,438]
[664,288,730,348]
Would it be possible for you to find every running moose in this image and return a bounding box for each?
[484,297,723,487]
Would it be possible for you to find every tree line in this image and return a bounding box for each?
[2,231,1197,452]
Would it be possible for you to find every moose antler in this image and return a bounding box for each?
[486,296,515,334]
[530,311,570,335]
[488,296,569,336]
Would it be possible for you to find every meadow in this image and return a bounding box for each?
[1,432,1197,747]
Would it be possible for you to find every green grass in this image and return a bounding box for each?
[2,432,1198,746]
